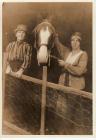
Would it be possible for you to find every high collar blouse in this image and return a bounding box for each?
[6,41,32,70]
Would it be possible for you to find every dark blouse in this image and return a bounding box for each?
[6,41,32,72]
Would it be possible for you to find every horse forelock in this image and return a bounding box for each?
[33,22,56,49]
[34,22,55,34]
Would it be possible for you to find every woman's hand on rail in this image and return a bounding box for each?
[5,65,12,74]
[14,68,24,78]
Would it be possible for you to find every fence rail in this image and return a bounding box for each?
[3,121,32,135]
[9,72,92,100]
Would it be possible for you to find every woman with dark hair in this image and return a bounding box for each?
[58,32,88,90]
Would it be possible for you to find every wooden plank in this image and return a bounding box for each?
[21,74,42,85]
[40,66,47,135]
[8,73,92,100]
[47,81,92,100]
[10,72,42,85]
[3,121,32,135]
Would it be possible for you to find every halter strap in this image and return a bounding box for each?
[38,44,48,48]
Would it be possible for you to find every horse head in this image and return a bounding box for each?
[33,20,56,66]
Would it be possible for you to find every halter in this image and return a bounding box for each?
[38,43,48,48]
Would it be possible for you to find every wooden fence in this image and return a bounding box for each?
[3,53,92,135]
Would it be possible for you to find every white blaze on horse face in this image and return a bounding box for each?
[37,26,51,64]
[39,26,51,44]
[37,45,48,64]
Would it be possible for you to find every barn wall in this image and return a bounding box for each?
[2,2,92,92]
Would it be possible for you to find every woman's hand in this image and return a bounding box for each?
[14,68,24,78]
[64,63,71,69]
[6,65,12,74]
[58,59,65,67]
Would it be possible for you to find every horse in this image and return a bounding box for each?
[28,20,64,83]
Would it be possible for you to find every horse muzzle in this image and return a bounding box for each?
[37,45,49,65]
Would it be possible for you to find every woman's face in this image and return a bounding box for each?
[16,30,26,41]
[71,36,80,50]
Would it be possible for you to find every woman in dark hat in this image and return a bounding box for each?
[5,24,32,77]
[58,32,88,90]
[4,24,32,124]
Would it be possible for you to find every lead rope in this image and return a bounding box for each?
[48,50,51,67]
[37,51,40,66]
[48,41,54,67]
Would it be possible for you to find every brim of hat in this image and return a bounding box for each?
[71,35,82,40]
[14,29,27,33]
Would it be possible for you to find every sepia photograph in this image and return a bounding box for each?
[2,2,92,135]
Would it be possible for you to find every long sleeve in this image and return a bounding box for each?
[5,43,12,66]
[21,44,32,70]
[66,51,88,76]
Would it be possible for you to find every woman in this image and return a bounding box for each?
[4,24,32,124]
[58,32,88,90]
[55,32,88,127]
[5,24,32,77]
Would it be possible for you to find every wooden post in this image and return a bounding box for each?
[40,66,47,135]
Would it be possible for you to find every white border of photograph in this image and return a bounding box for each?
[0,0,95,140]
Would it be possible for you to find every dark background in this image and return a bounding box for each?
[3,2,92,92]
